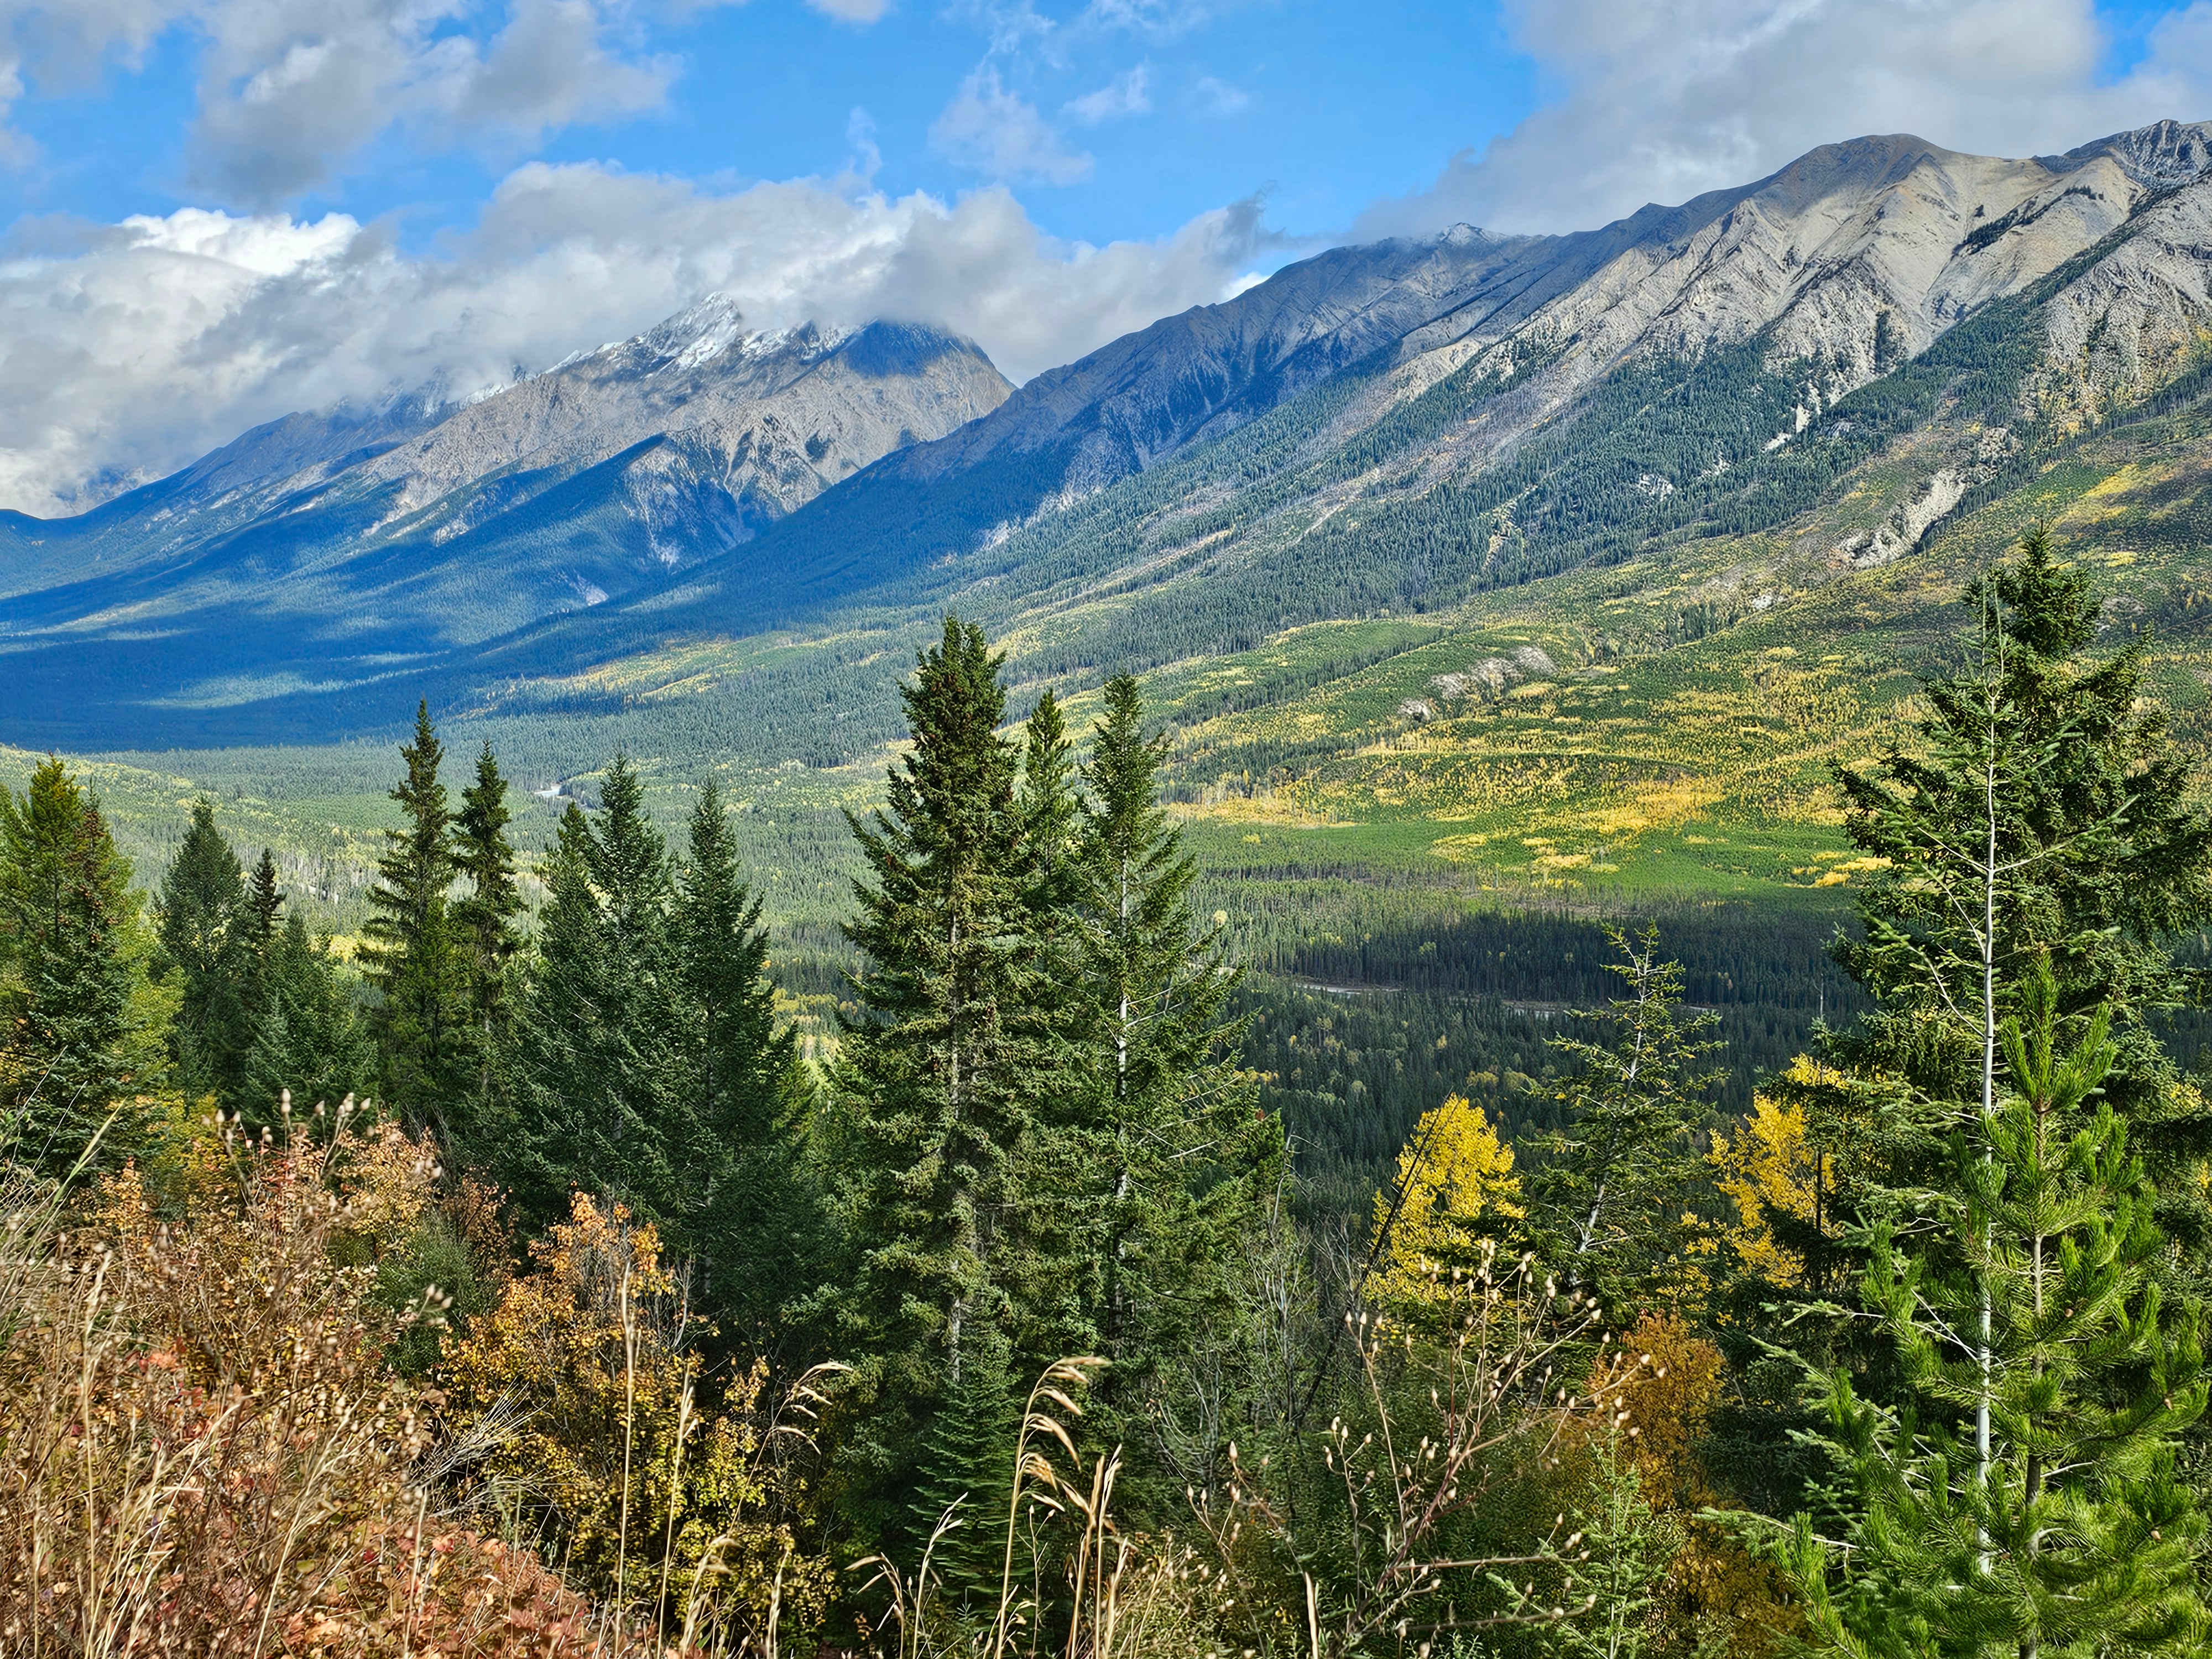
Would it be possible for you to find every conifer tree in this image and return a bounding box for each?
[1771,531,2212,1646]
[1071,674,1275,1464]
[1785,968,2209,1656]
[156,799,249,1102]
[1524,927,1719,1310]
[0,758,171,1170]
[509,761,687,1227]
[1815,528,2212,1239]
[1016,688,1081,914]
[831,618,1070,1543]
[244,848,283,953]
[362,701,467,1121]
[242,913,374,1120]
[452,741,523,1034]
[678,779,818,1354]
[1555,1436,1683,1659]
[905,1314,1023,1611]
[447,740,523,1145]
[1772,531,2212,1506]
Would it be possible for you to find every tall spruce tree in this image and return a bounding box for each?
[509,760,688,1227]
[450,741,524,1143]
[362,701,467,1121]
[1523,927,1720,1310]
[905,1314,1022,1610]
[1773,529,2212,1652]
[0,758,172,1171]
[1072,674,1276,1482]
[453,742,523,1033]
[242,912,375,1120]
[1016,689,1081,920]
[1786,967,2209,1656]
[677,779,818,1355]
[830,618,1071,1546]
[244,849,283,953]
[1814,529,2212,1240]
[156,800,249,1103]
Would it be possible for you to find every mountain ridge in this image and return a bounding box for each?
[6,118,2212,758]
[0,305,1011,661]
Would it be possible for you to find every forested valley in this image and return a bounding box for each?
[8,530,2212,1658]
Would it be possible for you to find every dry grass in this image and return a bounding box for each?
[0,1119,1657,1659]
[0,1118,607,1658]
[853,1358,1234,1659]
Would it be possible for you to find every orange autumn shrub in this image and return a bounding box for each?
[285,1520,596,1658]
[0,1129,597,1658]
[1573,1312,1799,1658]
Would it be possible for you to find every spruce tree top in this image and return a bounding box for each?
[157,799,244,975]
[1834,528,2212,1094]
[246,850,284,952]
[362,699,455,985]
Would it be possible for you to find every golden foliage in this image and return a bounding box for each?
[1367,1092,1524,1318]
[1708,1065,1824,1287]
[1578,1313,1801,1659]
[442,1192,832,1641]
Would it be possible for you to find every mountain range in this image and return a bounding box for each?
[6,117,2212,823]
[0,305,1008,728]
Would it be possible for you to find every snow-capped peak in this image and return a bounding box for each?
[639,293,751,372]
[624,298,854,375]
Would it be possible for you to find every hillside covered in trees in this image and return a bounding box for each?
[8,533,2212,1657]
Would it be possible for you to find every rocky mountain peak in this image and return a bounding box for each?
[2058,118,2212,187]
[635,291,751,371]
[606,297,854,379]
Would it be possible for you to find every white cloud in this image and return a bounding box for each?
[0,0,692,204]
[1082,0,1211,38]
[0,164,1268,512]
[806,0,892,22]
[1066,62,1150,123]
[1192,73,1247,115]
[0,0,193,158]
[1357,0,2212,238]
[930,64,1093,184]
[189,0,680,204]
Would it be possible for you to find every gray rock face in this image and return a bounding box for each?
[0,300,1011,634]
[1394,123,2212,445]
[896,228,1540,488]
[877,122,2212,513]
[361,300,1009,537]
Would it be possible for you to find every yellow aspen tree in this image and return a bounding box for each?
[1369,1092,1525,1317]
[1708,1071,1822,1287]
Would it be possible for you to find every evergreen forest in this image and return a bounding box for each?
[9,529,2212,1659]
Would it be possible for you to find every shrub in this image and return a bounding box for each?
[441,1191,835,1647]
[0,1129,598,1658]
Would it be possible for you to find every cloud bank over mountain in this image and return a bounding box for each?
[1359,0,2212,238]
[0,168,1268,513]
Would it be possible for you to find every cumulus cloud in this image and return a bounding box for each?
[191,0,682,204]
[930,64,1093,183]
[0,164,1269,512]
[1065,63,1150,123]
[1358,0,2212,239]
[0,0,690,204]
[0,0,190,159]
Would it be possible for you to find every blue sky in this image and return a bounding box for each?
[0,0,2206,511]
[0,2,1541,251]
